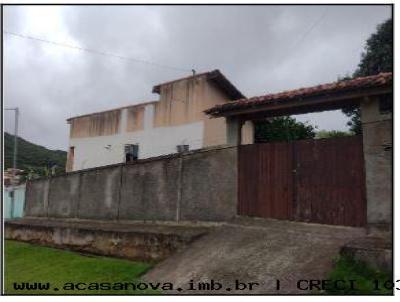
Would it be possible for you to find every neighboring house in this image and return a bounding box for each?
[4,184,26,219]
[66,70,254,171]
[4,168,24,186]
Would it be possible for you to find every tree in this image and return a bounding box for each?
[353,18,393,78]
[254,116,316,143]
[342,106,362,135]
[316,130,352,139]
[4,132,67,179]
[342,18,393,134]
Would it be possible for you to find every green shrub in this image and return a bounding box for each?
[326,255,392,295]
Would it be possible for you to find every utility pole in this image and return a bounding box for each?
[5,107,19,219]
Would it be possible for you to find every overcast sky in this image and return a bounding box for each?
[3,5,392,151]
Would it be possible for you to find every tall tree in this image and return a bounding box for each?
[354,18,393,77]
[343,18,393,134]
[254,116,315,143]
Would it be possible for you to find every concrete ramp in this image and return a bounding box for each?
[144,218,366,294]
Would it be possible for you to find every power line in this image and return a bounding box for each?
[290,8,328,50]
[4,30,192,73]
[273,8,329,68]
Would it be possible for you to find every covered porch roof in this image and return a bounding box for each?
[204,73,392,120]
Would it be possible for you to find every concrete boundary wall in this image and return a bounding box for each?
[24,146,238,222]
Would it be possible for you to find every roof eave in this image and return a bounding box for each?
[205,85,392,118]
[207,70,245,100]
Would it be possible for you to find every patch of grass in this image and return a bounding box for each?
[5,240,159,295]
[326,255,392,295]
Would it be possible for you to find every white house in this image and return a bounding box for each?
[66,70,254,172]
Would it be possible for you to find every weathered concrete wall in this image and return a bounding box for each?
[24,146,238,223]
[5,219,208,262]
[78,166,122,220]
[119,158,181,221]
[180,147,237,221]
[24,178,50,217]
[48,174,80,218]
[361,95,392,234]
[341,236,392,272]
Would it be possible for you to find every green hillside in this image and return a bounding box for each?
[4,132,67,175]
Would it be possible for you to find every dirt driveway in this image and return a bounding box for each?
[144,217,366,294]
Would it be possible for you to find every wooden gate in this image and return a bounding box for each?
[238,136,366,227]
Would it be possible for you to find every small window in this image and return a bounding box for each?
[379,94,393,114]
[125,144,139,163]
[177,145,189,153]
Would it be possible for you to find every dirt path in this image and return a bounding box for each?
[144,217,366,294]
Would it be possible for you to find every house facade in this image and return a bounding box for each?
[66,70,254,172]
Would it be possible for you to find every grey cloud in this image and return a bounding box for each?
[3,5,391,150]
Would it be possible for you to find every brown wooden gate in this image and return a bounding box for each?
[238,136,366,227]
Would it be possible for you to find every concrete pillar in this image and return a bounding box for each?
[241,120,255,145]
[226,117,243,146]
[361,95,392,235]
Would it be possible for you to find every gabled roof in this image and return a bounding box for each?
[205,72,393,117]
[152,69,245,100]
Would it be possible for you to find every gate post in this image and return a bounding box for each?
[241,120,255,145]
[360,95,392,235]
[226,117,243,146]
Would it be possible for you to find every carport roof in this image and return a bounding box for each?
[205,72,392,118]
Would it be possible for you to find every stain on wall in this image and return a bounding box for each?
[70,110,121,138]
[127,106,145,132]
[153,75,207,127]
[66,74,251,171]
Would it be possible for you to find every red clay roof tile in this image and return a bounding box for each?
[205,72,392,116]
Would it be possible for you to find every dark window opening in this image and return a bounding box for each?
[125,144,139,163]
[177,145,189,153]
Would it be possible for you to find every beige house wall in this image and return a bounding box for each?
[69,110,121,138]
[68,74,250,149]
[153,75,208,127]
[203,82,231,146]
[69,104,151,140]
[126,106,145,132]
[153,74,252,147]
[66,73,252,171]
